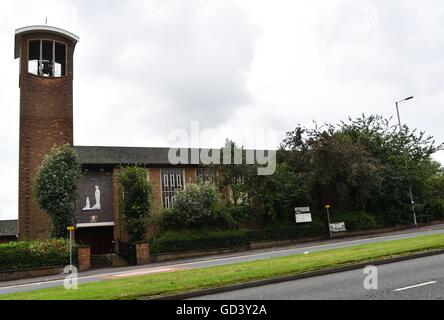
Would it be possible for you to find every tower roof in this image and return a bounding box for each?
[14,25,79,58]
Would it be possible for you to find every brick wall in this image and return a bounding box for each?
[148,168,162,214]
[77,245,91,272]
[184,167,197,186]
[18,32,77,240]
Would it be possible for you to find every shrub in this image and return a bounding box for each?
[222,205,254,227]
[149,229,249,254]
[158,208,180,229]
[330,211,379,231]
[0,239,70,272]
[417,199,444,223]
[117,166,153,243]
[33,144,82,238]
[165,182,222,229]
[247,218,328,242]
[373,208,410,227]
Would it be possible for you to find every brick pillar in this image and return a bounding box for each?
[135,242,150,265]
[77,245,91,271]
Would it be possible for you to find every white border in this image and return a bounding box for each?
[15,25,79,58]
[76,222,115,228]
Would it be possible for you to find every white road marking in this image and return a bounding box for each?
[394,281,437,292]
[1,228,444,292]
[110,267,184,278]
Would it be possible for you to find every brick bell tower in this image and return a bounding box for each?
[15,26,79,240]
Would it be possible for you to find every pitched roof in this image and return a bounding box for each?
[0,220,18,237]
[74,146,203,166]
[74,145,274,166]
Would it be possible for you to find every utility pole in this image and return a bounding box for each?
[325,205,332,238]
[395,96,417,227]
[67,226,75,273]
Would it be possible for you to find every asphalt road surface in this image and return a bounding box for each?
[194,252,444,300]
[1,224,444,296]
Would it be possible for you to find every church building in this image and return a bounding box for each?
[15,25,220,254]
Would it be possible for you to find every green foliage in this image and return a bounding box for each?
[33,144,82,238]
[247,219,328,242]
[117,166,153,243]
[149,229,249,254]
[163,182,223,229]
[339,115,443,218]
[215,139,252,205]
[0,239,70,272]
[278,115,444,226]
[208,115,443,232]
[220,204,253,227]
[330,211,380,231]
[244,162,310,222]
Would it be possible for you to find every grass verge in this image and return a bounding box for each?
[2,233,444,300]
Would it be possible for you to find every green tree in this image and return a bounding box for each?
[280,115,444,226]
[33,144,82,238]
[215,139,251,205]
[340,115,444,223]
[281,124,383,211]
[117,166,152,243]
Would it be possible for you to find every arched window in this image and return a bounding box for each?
[28,40,66,77]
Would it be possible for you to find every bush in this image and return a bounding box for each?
[417,199,444,223]
[149,229,249,254]
[221,205,254,227]
[163,183,223,229]
[330,211,379,231]
[0,239,70,272]
[33,144,82,238]
[247,218,328,242]
[117,166,153,243]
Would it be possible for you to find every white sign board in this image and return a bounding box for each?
[329,222,346,232]
[295,207,312,223]
[296,213,312,223]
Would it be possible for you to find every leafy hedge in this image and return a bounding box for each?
[0,239,70,272]
[150,229,249,254]
[247,219,328,242]
[330,211,380,231]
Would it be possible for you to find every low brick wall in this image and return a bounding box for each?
[78,245,91,272]
[0,266,65,282]
[135,242,150,265]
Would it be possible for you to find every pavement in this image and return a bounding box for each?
[1,223,444,296]
[193,252,444,300]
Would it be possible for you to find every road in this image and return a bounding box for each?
[1,224,444,296]
[194,252,444,300]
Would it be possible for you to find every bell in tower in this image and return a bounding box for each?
[14,25,79,240]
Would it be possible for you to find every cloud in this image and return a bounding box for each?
[73,0,259,135]
[0,0,444,220]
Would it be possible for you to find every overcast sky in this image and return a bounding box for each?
[1,0,443,220]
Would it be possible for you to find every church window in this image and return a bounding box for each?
[28,39,66,77]
[161,169,184,208]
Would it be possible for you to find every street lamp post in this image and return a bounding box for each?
[395,96,417,227]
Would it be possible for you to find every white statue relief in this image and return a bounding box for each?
[93,185,101,210]
[82,197,91,210]
[82,186,101,211]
